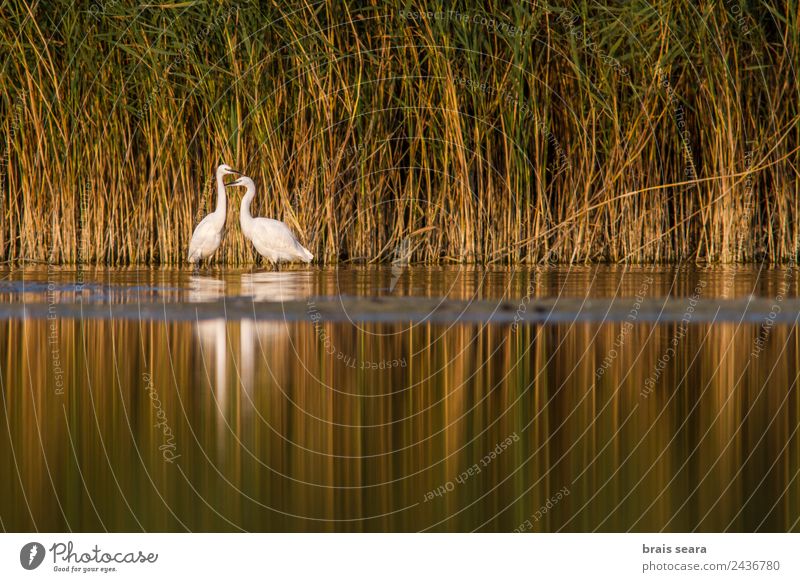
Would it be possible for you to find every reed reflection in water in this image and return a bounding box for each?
[1,309,798,531]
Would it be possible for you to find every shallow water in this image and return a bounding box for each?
[1,265,799,531]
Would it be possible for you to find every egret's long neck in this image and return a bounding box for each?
[240,187,256,234]
[214,172,227,217]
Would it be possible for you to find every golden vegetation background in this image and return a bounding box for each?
[1,0,798,264]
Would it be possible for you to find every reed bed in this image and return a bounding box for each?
[0,0,798,264]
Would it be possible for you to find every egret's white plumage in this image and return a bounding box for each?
[232,176,313,265]
[187,164,240,265]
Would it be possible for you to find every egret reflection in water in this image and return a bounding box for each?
[240,271,314,302]
[188,275,226,303]
[194,318,228,445]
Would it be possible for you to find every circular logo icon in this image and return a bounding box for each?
[20,542,45,570]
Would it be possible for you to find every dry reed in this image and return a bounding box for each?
[0,0,797,264]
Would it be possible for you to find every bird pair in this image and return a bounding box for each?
[187,164,314,268]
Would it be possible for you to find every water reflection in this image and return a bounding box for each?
[240,271,314,302]
[5,265,800,306]
[239,318,290,406]
[240,318,255,401]
[0,266,798,532]
[194,318,228,441]
[188,275,225,303]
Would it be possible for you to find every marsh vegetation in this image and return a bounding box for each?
[1,1,797,264]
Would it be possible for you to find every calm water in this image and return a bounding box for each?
[1,265,799,532]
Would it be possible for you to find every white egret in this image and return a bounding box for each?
[231,176,314,266]
[187,163,241,267]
